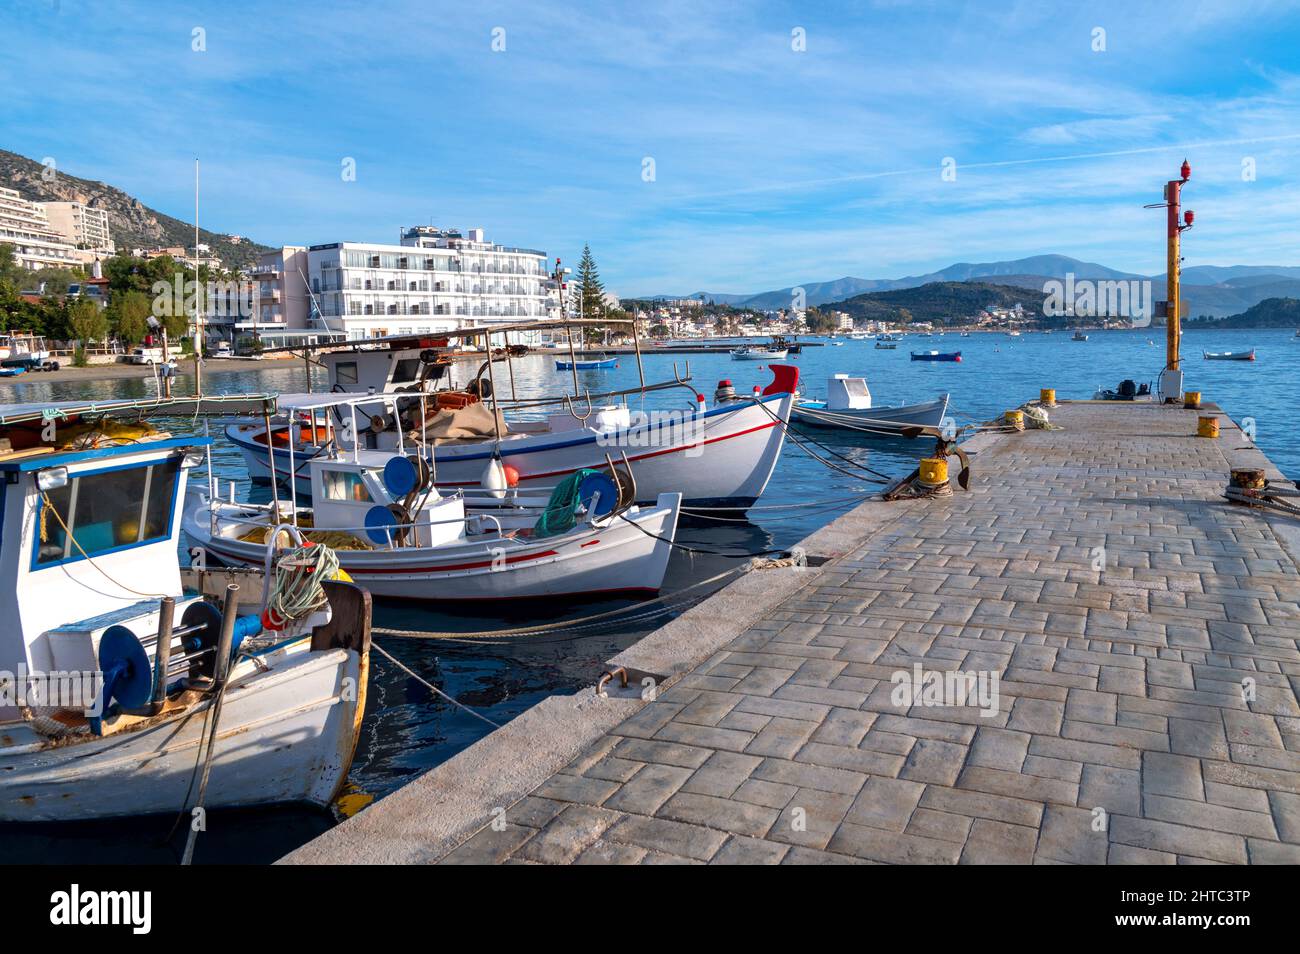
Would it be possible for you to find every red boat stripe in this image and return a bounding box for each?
[436,419,780,486]
[203,539,559,574]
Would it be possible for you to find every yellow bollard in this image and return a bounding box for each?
[1197,416,1219,439]
[1040,388,1056,407]
[1184,390,1201,410]
[1005,409,1025,430]
[918,457,949,488]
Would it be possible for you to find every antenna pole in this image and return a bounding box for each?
[193,158,203,397]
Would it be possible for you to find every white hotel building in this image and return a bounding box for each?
[0,187,81,271]
[305,226,556,341]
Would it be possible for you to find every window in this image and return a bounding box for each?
[321,469,373,503]
[335,361,359,385]
[36,460,179,566]
[391,358,421,383]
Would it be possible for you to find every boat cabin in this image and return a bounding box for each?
[826,374,873,411]
[306,450,465,549]
[322,342,450,395]
[0,434,207,709]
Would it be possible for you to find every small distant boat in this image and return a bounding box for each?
[960,332,971,338]
[556,356,618,370]
[1006,330,1021,337]
[910,350,962,362]
[0,367,26,378]
[793,375,949,436]
[731,346,788,361]
[875,341,898,350]
[1203,349,1256,362]
[1072,332,1089,342]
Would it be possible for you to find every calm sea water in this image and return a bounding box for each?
[2,327,1293,863]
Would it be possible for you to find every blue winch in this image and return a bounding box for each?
[89,601,263,734]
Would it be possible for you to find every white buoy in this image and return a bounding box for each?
[480,456,507,500]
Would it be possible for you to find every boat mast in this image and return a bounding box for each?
[193,158,203,397]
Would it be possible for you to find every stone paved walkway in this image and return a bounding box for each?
[438,403,1300,864]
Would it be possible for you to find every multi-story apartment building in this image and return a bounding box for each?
[0,187,81,271]
[237,246,318,348]
[44,201,115,257]
[306,227,555,340]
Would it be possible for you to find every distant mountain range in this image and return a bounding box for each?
[658,254,1300,318]
[0,148,270,269]
[1191,297,1300,328]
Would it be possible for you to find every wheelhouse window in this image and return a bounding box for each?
[321,469,373,503]
[334,361,359,385]
[36,460,179,566]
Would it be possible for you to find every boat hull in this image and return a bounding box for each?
[227,393,794,511]
[0,644,364,822]
[185,494,681,601]
[791,394,949,434]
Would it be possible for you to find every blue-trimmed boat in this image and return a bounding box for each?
[0,395,371,822]
[910,350,962,362]
[556,356,619,370]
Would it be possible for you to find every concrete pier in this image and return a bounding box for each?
[283,401,1300,865]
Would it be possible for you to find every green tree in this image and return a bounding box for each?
[108,289,151,344]
[576,244,604,319]
[0,243,24,287]
[68,298,110,344]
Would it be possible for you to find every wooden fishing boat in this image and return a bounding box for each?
[226,324,798,513]
[0,394,370,822]
[556,356,618,370]
[730,345,789,360]
[874,341,898,350]
[197,392,682,601]
[1203,349,1255,361]
[792,375,949,435]
[910,350,962,362]
[1072,332,1089,341]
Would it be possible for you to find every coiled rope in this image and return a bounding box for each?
[264,540,340,625]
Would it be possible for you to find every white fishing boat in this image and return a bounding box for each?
[792,374,949,435]
[730,345,789,360]
[1203,349,1256,361]
[1072,331,1089,342]
[0,394,370,822]
[196,392,681,601]
[874,341,898,350]
[226,323,798,512]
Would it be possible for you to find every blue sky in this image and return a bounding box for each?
[3,0,1299,295]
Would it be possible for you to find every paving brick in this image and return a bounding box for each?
[906,807,974,843]
[711,835,790,864]
[681,750,763,799]
[1109,816,1247,864]
[958,765,1079,806]
[767,788,856,850]
[657,791,780,839]
[604,814,728,861]
[516,805,624,864]
[1143,793,1277,838]
[899,737,968,786]
[604,763,694,815]
[1267,790,1300,843]
[746,716,819,759]
[1108,843,1176,864]
[1007,697,1065,735]
[828,821,962,864]
[960,818,1037,864]
[1142,752,1205,800]
[1079,764,1141,816]
[1065,688,1119,725]
[969,726,1030,771]
[1169,717,1229,759]
[844,776,925,832]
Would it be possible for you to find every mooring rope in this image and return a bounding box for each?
[369,642,502,728]
[372,564,749,642]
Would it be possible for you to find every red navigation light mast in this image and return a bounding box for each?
[1147,160,1195,402]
